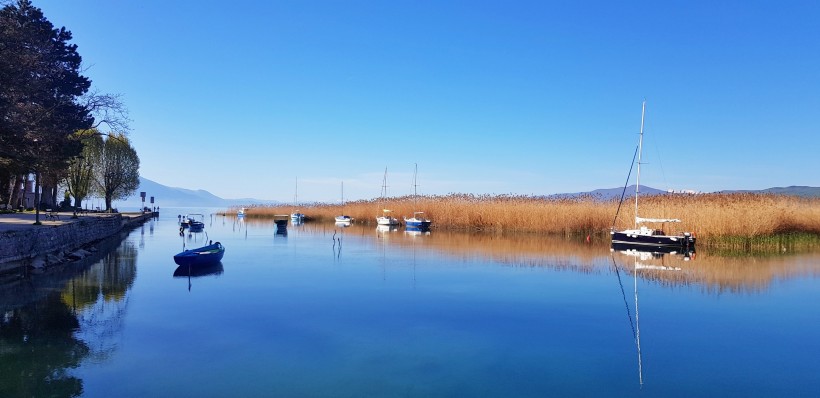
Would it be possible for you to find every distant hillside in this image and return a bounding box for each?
[721,186,820,198]
[115,177,279,209]
[554,185,819,200]
[551,185,668,200]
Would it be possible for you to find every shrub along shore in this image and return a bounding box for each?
[221,193,820,251]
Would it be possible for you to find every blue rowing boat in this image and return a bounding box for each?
[173,242,225,266]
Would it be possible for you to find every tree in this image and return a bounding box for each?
[91,133,139,212]
[0,0,92,218]
[82,90,131,135]
[64,130,102,209]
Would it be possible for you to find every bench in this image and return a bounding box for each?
[45,209,59,220]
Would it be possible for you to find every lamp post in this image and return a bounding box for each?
[33,138,41,225]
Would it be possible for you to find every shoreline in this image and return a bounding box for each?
[0,211,156,274]
[219,192,820,245]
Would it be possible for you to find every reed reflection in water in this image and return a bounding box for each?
[270,221,820,294]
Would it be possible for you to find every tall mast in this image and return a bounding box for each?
[412,163,418,205]
[634,100,646,228]
[382,167,388,198]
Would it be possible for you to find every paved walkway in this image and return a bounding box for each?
[0,211,134,232]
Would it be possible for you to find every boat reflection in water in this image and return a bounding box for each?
[405,225,431,236]
[173,262,224,278]
[376,225,399,233]
[610,243,693,386]
[173,262,224,292]
[611,242,695,260]
[273,214,289,235]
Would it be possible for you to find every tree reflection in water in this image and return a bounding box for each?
[0,238,137,397]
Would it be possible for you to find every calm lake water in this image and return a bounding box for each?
[2,207,819,397]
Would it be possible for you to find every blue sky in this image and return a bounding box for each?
[35,0,819,203]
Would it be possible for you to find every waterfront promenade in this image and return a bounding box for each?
[0,211,114,232]
[0,211,154,271]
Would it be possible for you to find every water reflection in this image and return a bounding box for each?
[376,225,399,234]
[609,246,692,388]
[173,262,224,278]
[247,221,820,294]
[184,230,210,249]
[404,226,431,236]
[0,237,137,397]
[173,262,224,292]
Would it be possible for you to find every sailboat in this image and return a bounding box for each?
[610,101,696,250]
[403,163,431,230]
[376,167,400,226]
[290,177,305,223]
[335,181,352,224]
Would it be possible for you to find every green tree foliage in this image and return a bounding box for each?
[65,129,102,209]
[91,133,139,212]
[0,0,92,187]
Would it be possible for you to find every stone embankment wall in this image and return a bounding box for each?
[0,213,152,271]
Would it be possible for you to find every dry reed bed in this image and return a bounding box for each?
[227,193,820,242]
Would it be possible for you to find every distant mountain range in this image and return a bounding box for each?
[116,178,819,209]
[116,177,279,209]
[556,185,819,200]
[719,186,820,198]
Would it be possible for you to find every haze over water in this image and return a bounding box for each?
[2,208,819,397]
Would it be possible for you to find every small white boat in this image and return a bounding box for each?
[335,181,352,224]
[376,209,400,226]
[290,177,305,222]
[290,211,305,222]
[375,168,399,226]
[237,207,246,217]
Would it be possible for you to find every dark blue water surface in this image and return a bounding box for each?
[2,208,819,397]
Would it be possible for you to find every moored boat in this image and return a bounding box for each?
[335,181,352,224]
[610,101,695,250]
[404,212,431,229]
[403,164,431,230]
[377,209,400,226]
[187,213,205,232]
[173,241,225,267]
[376,168,400,226]
[290,177,305,222]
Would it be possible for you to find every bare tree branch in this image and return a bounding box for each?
[81,89,131,134]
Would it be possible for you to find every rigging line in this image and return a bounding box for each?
[612,144,640,229]
[611,254,637,339]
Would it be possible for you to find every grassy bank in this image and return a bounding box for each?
[222,192,820,247]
